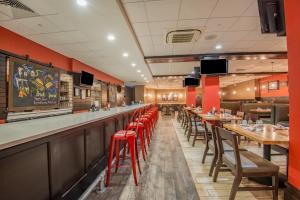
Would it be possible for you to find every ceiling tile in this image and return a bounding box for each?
[172,43,193,55]
[148,21,177,35]
[230,17,260,31]
[124,2,147,23]
[19,0,57,15]
[232,41,256,49]
[133,22,150,36]
[205,18,237,32]
[152,35,164,45]
[154,44,173,56]
[44,14,80,31]
[242,1,259,17]
[17,16,60,34]
[177,19,207,28]
[142,45,155,56]
[210,0,255,17]
[179,0,218,19]
[219,31,249,41]
[138,35,153,46]
[145,0,180,21]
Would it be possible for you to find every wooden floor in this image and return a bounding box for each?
[87,114,200,200]
[173,118,286,200]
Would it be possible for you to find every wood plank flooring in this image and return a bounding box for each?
[87,115,200,200]
[172,118,286,200]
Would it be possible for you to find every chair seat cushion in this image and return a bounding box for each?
[223,151,279,175]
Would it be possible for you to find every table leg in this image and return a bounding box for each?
[263,144,271,161]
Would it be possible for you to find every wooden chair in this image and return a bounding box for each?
[191,113,205,146]
[215,127,279,200]
[202,121,217,176]
[225,109,232,115]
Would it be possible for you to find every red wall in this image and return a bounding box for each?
[201,76,220,113]
[0,26,122,84]
[285,0,300,190]
[259,74,289,97]
[186,87,196,107]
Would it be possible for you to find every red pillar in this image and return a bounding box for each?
[284,0,300,197]
[186,87,196,107]
[201,76,220,113]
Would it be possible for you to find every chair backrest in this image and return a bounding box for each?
[245,113,259,122]
[126,109,141,131]
[236,111,245,119]
[204,121,217,149]
[215,127,242,173]
[224,109,232,115]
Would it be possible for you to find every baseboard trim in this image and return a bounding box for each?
[284,182,300,200]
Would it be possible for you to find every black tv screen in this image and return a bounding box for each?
[200,59,228,75]
[184,77,199,87]
[81,71,94,85]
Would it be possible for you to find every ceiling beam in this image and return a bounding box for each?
[145,52,288,64]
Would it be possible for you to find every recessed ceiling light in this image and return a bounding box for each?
[77,0,87,6]
[131,63,136,67]
[107,34,115,41]
[141,74,144,77]
[215,44,222,50]
[122,52,129,57]
[137,69,141,73]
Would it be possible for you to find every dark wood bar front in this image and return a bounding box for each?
[0,104,145,200]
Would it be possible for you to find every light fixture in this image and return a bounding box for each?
[215,44,223,50]
[254,87,257,91]
[246,87,251,91]
[122,52,129,57]
[141,74,144,77]
[137,69,141,73]
[222,92,226,96]
[218,91,222,95]
[131,63,136,67]
[232,91,237,95]
[107,34,115,41]
[77,0,87,6]
[260,55,267,60]
[262,85,266,89]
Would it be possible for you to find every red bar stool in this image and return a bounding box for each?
[106,110,142,187]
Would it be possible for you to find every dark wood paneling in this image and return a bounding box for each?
[0,144,50,200]
[50,129,85,198]
[104,118,116,156]
[85,122,105,168]
[0,54,7,120]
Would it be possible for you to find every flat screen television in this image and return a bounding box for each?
[81,71,94,86]
[184,77,199,87]
[200,59,228,75]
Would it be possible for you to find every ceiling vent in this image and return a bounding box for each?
[166,29,201,44]
[0,0,34,12]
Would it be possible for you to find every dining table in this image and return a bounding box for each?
[223,123,289,186]
[199,113,243,122]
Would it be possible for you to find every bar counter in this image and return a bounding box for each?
[0,104,146,200]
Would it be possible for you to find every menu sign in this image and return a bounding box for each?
[9,58,59,111]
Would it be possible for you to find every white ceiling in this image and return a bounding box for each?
[148,59,288,89]
[0,0,152,83]
[122,0,287,56]
[149,59,288,76]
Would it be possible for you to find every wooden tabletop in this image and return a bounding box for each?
[199,114,242,121]
[223,124,289,145]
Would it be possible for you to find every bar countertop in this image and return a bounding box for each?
[0,104,146,151]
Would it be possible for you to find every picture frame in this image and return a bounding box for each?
[268,81,279,90]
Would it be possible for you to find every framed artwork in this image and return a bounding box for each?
[268,81,279,90]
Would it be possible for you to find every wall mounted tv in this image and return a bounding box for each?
[200,59,228,75]
[81,71,94,86]
[257,0,286,36]
[183,77,199,87]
